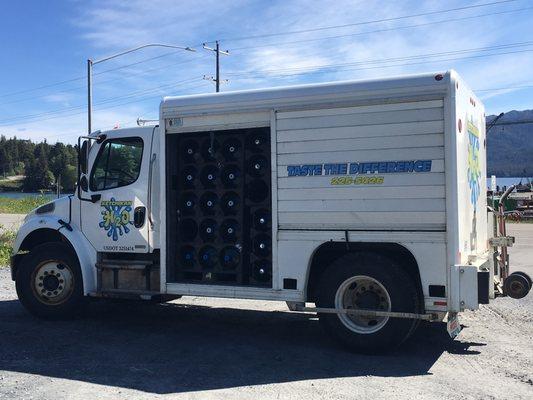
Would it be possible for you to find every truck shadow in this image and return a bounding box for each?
[0,299,484,394]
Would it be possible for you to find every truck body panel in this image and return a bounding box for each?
[13,70,495,316]
[274,99,445,231]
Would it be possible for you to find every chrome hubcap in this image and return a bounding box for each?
[33,261,74,305]
[335,275,391,334]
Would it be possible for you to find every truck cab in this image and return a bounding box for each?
[11,126,162,305]
[10,71,531,353]
[78,127,158,254]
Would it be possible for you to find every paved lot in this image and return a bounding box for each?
[0,224,531,399]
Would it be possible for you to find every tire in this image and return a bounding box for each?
[503,273,530,299]
[316,252,421,353]
[511,271,532,288]
[16,242,85,319]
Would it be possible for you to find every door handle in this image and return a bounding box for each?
[134,206,146,228]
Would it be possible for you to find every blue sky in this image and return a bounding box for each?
[0,0,532,144]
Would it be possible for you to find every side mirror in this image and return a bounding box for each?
[96,134,107,144]
[79,140,88,174]
[79,175,89,192]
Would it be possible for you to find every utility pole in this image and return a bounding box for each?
[203,41,229,92]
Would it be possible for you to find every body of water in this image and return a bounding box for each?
[0,192,69,199]
[491,177,532,190]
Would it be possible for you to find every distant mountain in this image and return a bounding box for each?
[486,109,533,177]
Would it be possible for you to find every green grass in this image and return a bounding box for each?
[0,196,50,214]
[0,225,16,266]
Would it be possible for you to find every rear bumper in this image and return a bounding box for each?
[449,258,491,312]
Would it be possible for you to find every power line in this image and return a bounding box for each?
[230,42,533,75]
[6,39,525,108]
[0,78,205,125]
[229,6,532,52]
[475,84,533,92]
[223,44,533,78]
[0,76,85,100]
[2,0,516,99]
[0,49,199,99]
[217,0,517,42]
[4,42,519,122]
[3,42,532,125]
[0,55,210,106]
[490,120,533,126]
[227,47,530,79]
[0,78,203,125]
[27,80,212,133]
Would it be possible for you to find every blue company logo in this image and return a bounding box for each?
[466,118,481,206]
[287,160,432,177]
[99,198,133,241]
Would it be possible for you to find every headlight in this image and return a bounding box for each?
[36,202,55,215]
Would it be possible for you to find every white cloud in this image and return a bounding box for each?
[43,93,73,106]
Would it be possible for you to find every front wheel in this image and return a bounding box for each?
[316,252,421,353]
[16,242,85,319]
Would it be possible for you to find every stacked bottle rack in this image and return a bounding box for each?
[166,127,272,287]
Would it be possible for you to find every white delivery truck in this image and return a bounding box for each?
[10,70,531,352]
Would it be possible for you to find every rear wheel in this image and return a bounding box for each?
[510,271,532,288]
[316,252,421,353]
[504,273,531,299]
[16,242,85,319]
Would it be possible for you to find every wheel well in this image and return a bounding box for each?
[306,242,423,304]
[12,229,76,280]
[19,228,69,252]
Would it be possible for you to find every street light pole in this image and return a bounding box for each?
[87,59,93,135]
[87,43,196,135]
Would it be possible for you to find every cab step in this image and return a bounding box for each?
[99,259,153,266]
[96,262,152,270]
[89,289,161,301]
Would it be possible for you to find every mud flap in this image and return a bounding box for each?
[447,312,462,338]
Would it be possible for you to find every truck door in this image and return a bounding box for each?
[80,128,155,253]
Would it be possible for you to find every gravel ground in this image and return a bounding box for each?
[0,224,531,399]
[0,214,24,231]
